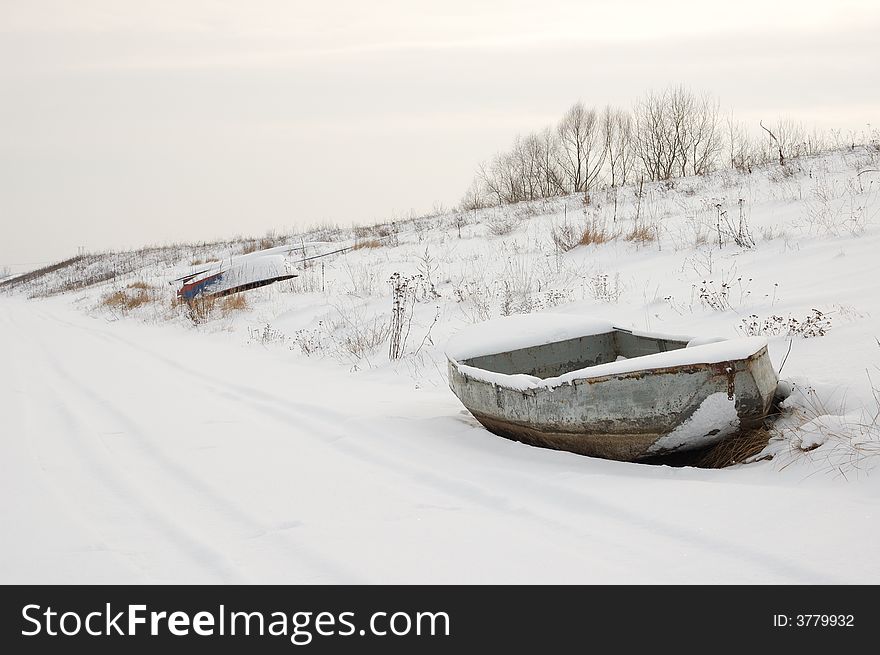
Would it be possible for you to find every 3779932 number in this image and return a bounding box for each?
[796,615,854,627]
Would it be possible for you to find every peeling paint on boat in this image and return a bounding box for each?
[446,315,781,462]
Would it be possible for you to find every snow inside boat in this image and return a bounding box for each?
[446,314,782,462]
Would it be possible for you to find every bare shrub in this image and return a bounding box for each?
[248,322,286,346]
[498,255,536,316]
[292,323,327,356]
[289,264,324,294]
[739,309,831,338]
[486,213,520,236]
[389,273,418,360]
[334,308,391,362]
[550,221,581,252]
[415,248,441,301]
[712,199,756,249]
[693,279,731,311]
[452,279,493,323]
[181,295,217,324]
[588,273,622,303]
[342,261,382,296]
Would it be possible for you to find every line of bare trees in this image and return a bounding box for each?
[462,85,844,209]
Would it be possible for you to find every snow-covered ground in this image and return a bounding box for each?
[2,147,880,583]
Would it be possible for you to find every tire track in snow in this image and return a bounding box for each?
[4,305,243,582]
[29,308,635,561]
[28,303,839,582]
[42,388,246,582]
[20,306,364,583]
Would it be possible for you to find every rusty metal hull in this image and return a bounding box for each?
[447,328,779,462]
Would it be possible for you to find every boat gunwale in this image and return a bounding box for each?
[448,339,770,396]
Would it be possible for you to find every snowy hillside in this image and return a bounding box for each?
[2,146,880,583]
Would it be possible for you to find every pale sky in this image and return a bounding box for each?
[1,0,878,267]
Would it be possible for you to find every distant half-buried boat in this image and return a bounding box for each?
[446,314,786,462]
[177,254,297,300]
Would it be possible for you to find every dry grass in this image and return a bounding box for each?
[127,280,154,290]
[0,256,83,290]
[351,239,384,250]
[173,291,249,324]
[179,294,216,323]
[190,257,219,266]
[220,294,248,312]
[240,237,281,255]
[690,428,772,468]
[552,218,613,252]
[354,223,395,239]
[579,221,612,246]
[102,287,157,312]
[625,223,657,243]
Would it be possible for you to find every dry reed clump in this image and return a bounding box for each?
[102,285,157,313]
[177,294,216,323]
[625,223,657,243]
[579,221,612,246]
[220,294,248,312]
[240,236,282,255]
[174,292,249,324]
[690,428,772,468]
[552,218,612,252]
[351,239,384,250]
[354,222,396,239]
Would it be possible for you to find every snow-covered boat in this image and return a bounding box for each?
[177,254,296,300]
[446,314,783,462]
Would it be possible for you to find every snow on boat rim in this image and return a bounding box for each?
[446,314,768,392]
[445,313,616,361]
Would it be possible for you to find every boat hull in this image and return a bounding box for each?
[447,329,779,462]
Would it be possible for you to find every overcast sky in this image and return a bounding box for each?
[1,0,878,267]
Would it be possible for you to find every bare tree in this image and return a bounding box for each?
[761,118,819,165]
[726,113,759,172]
[603,106,635,187]
[556,102,606,192]
[634,86,721,180]
[760,120,785,166]
[633,89,680,181]
[679,91,722,176]
[477,159,504,205]
[538,127,566,197]
[465,86,839,211]
[460,180,487,213]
